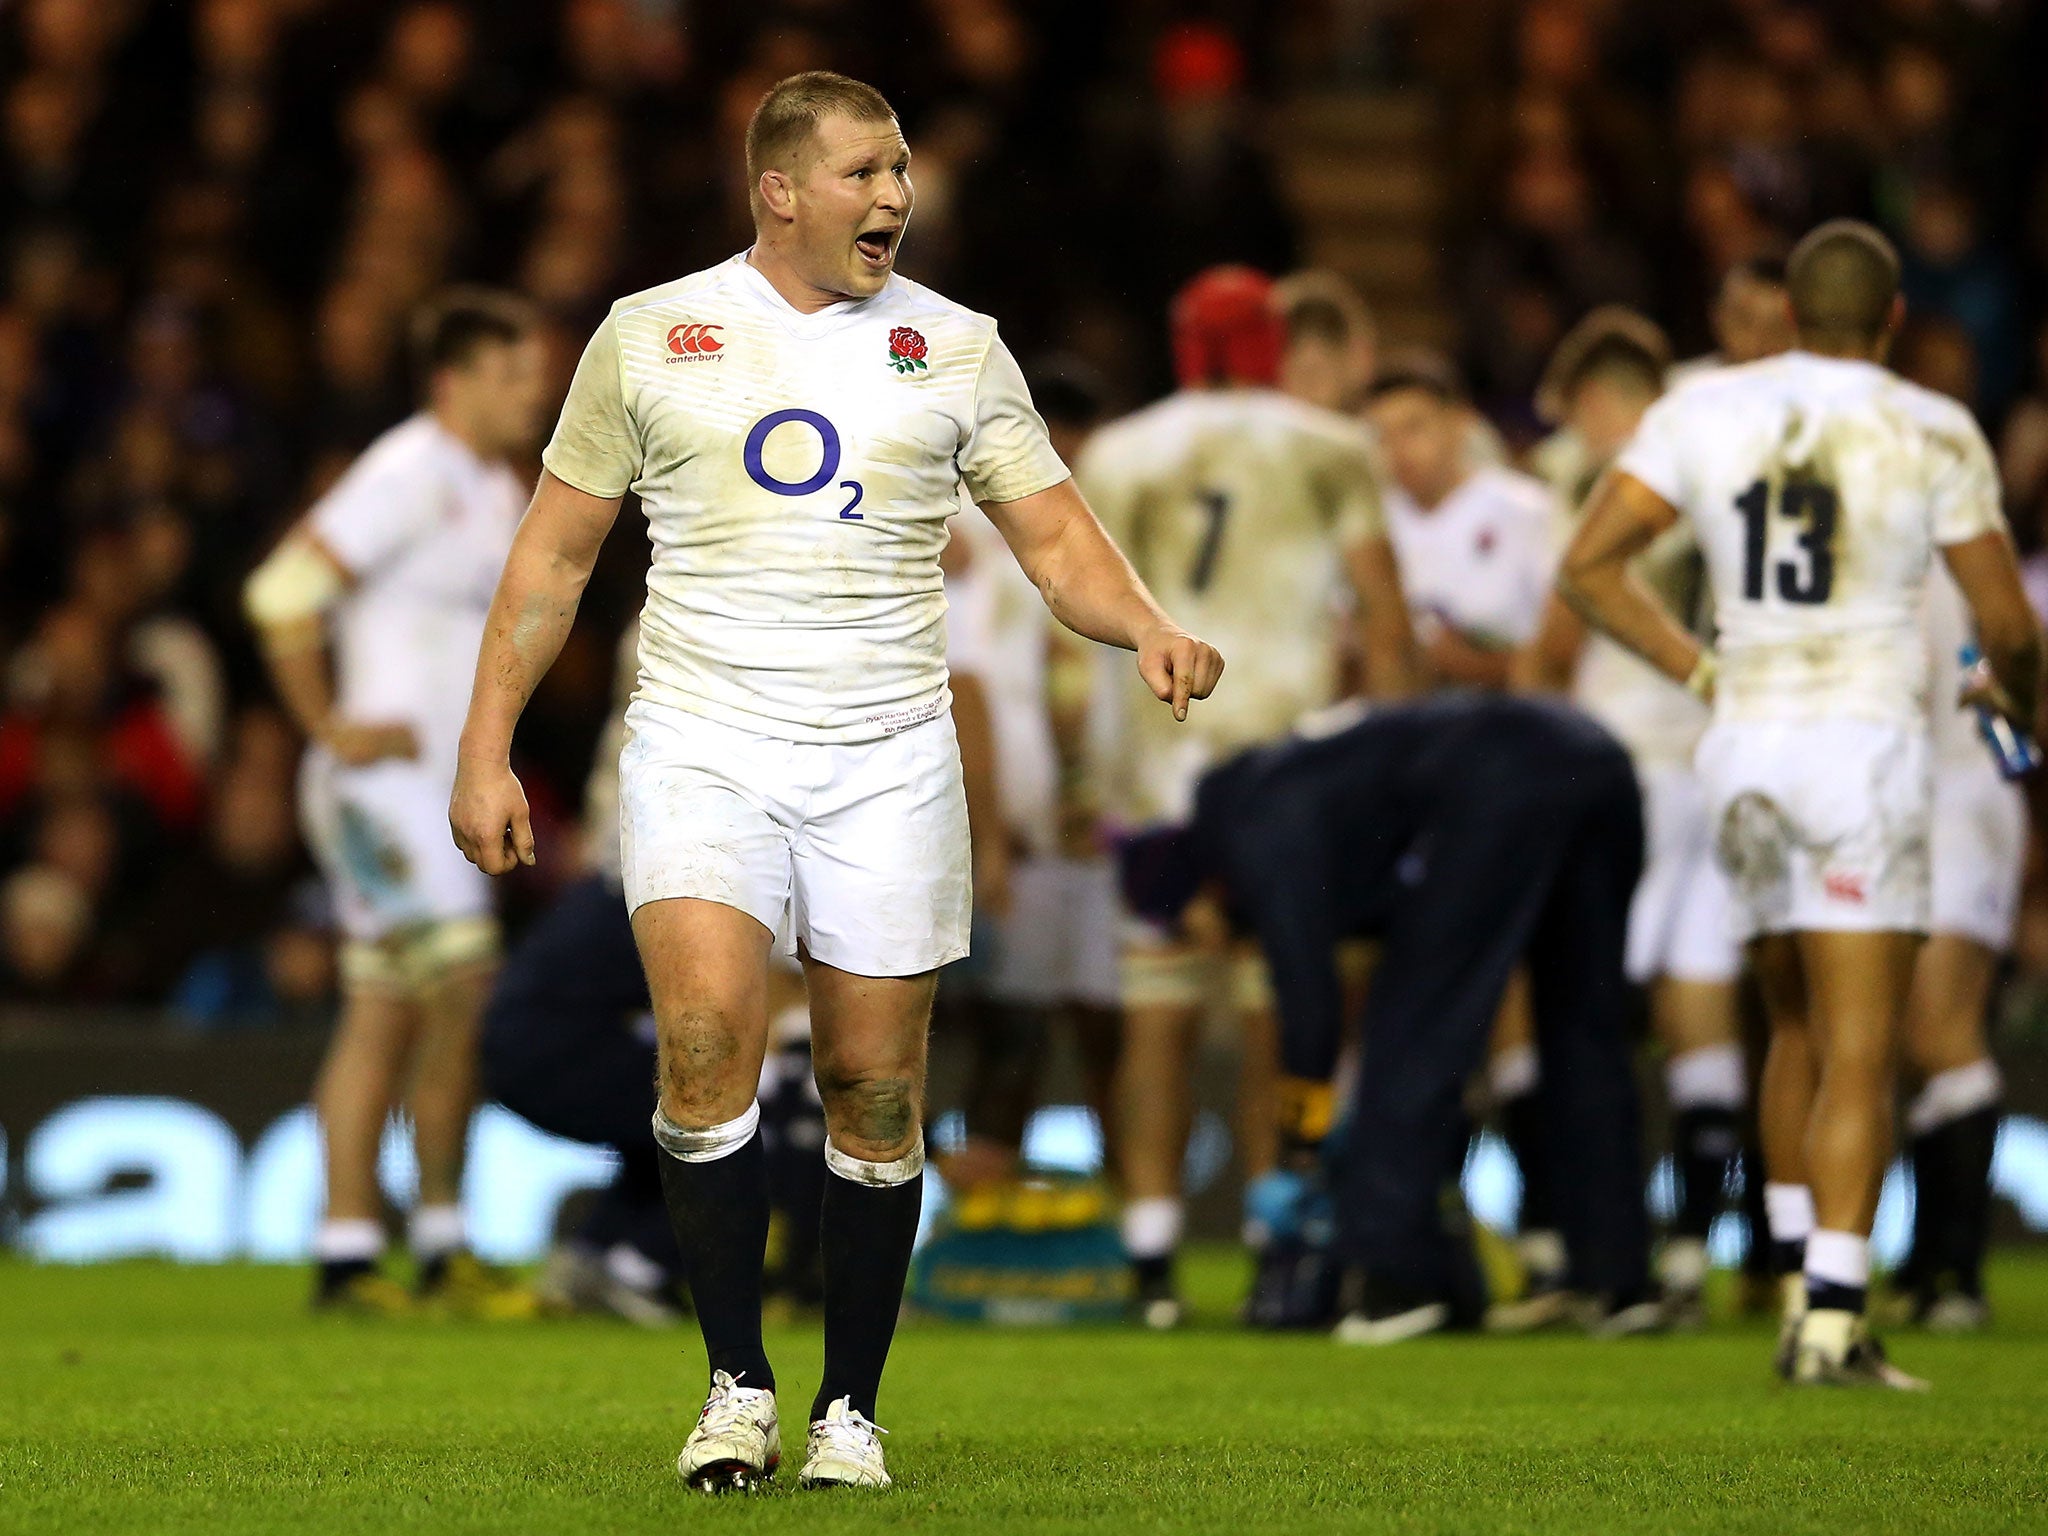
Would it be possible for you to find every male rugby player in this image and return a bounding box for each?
[1521,309,1746,1324]
[245,289,548,1316]
[1079,265,1411,1327]
[448,73,1220,1490]
[1888,564,2026,1330]
[1561,220,2041,1387]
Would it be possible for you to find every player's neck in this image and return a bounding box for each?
[745,242,858,315]
[429,403,501,464]
[1795,333,1886,364]
[1406,465,1468,512]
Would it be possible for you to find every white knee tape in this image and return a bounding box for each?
[341,918,501,993]
[1666,1044,1747,1111]
[1907,1059,2003,1136]
[824,1134,925,1187]
[652,1101,760,1163]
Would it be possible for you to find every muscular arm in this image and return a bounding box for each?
[980,476,1223,720]
[1345,536,1419,699]
[1943,528,2044,736]
[1512,591,1588,694]
[450,470,624,872]
[245,533,416,765]
[1556,469,1705,691]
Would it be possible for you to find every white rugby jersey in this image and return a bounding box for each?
[544,253,1069,744]
[1617,352,2005,726]
[943,508,1059,854]
[1385,464,1557,651]
[1923,560,1988,765]
[1077,386,1384,822]
[308,413,526,780]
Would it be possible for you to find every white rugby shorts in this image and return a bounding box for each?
[618,699,970,976]
[1625,761,1741,985]
[1929,752,2026,951]
[1696,717,1932,940]
[299,749,492,943]
[987,855,1121,1008]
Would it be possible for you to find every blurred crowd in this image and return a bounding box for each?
[4,0,2048,1023]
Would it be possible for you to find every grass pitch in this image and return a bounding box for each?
[3,1251,2045,1535]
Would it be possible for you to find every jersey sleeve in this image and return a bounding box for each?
[542,316,640,499]
[1613,391,1692,509]
[306,437,442,579]
[1321,427,1387,548]
[1929,412,2007,547]
[958,330,1070,506]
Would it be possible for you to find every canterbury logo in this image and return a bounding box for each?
[666,323,725,356]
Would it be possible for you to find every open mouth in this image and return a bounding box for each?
[854,227,897,267]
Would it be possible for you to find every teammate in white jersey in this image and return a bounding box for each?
[1560,221,2041,1388]
[1367,353,1557,690]
[1078,265,1412,1327]
[445,73,1220,1492]
[1887,562,2026,1330]
[244,290,548,1316]
[1520,309,1746,1323]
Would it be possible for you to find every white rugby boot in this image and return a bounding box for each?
[677,1371,780,1492]
[1790,1310,1929,1392]
[798,1397,892,1489]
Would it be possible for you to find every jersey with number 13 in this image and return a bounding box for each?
[542,253,1069,744]
[1615,351,2006,728]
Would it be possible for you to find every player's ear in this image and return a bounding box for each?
[758,168,796,225]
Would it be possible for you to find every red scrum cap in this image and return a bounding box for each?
[1172,266,1283,389]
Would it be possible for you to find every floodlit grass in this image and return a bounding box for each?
[3,1250,2045,1534]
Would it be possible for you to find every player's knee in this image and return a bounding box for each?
[817,1068,923,1162]
[655,1006,754,1121]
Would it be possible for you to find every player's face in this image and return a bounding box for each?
[1282,335,1364,413]
[456,335,551,456]
[789,113,913,301]
[1714,274,1795,363]
[1367,388,1463,505]
[1566,377,1652,462]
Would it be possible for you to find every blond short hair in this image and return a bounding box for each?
[745,71,899,218]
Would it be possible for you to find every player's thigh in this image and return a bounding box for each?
[791,716,971,978]
[986,856,1073,1007]
[1905,931,2000,1077]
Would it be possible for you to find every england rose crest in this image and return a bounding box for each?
[888,326,928,374]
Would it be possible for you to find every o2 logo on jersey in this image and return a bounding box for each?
[665,323,725,361]
[744,409,864,520]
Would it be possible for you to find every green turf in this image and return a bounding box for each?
[2,1252,2045,1535]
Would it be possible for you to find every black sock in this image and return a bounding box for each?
[1500,1091,1553,1235]
[1901,1123,1949,1294]
[1738,1145,1772,1280]
[659,1131,774,1392]
[317,1257,375,1298]
[1131,1252,1174,1293]
[811,1163,923,1423]
[1806,1278,1864,1315]
[416,1252,455,1291]
[1673,1106,1741,1240]
[1772,1238,1806,1279]
[1939,1104,2001,1298]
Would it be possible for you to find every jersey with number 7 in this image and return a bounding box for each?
[542,253,1069,745]
[1614,351,2006,727]
[1076,388,1387,823]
